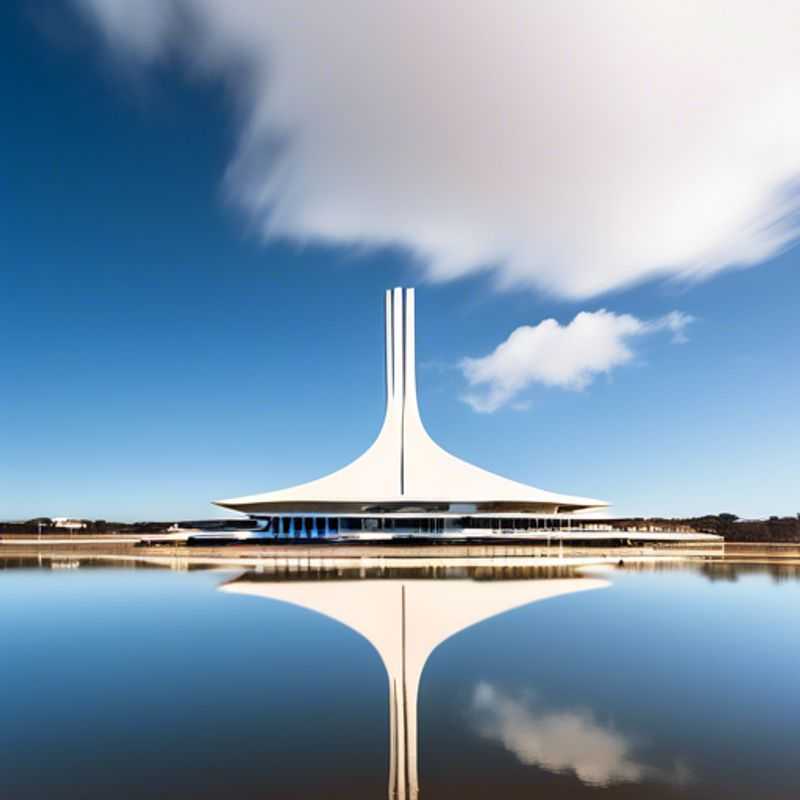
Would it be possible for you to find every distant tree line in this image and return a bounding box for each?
[608,514,800,542]
[0,518,172,535]
[0,518,253,535]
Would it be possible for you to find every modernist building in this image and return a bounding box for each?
[215,288,716,543]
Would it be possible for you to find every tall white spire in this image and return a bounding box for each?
[383,286,420,495]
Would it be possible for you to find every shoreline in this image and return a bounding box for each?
[2,541,800,570]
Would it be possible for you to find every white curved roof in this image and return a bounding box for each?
[215,288,607,514]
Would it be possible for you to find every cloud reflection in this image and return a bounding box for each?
[471,683,690,787]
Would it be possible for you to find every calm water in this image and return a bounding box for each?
[1,557,799,799]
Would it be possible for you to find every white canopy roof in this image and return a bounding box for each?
[216,288,607,514]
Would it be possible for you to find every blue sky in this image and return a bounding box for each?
[2,3,798,521]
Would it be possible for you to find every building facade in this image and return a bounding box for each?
[215,289,716,544]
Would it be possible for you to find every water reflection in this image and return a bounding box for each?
[614,559,800,584]
[471,682,691,787]
[2,556,799,798]
[221,565,608,799]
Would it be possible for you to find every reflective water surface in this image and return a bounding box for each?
[1,558,799,799]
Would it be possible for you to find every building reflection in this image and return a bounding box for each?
[220,564,608,799]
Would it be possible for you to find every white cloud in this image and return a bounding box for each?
[73,1,800,297]
[460,309,692,412]
[472,683,691,787]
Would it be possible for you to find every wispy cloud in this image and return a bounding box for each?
[71,1,800,298]
[472,683,691,787]
[460,309,693,412]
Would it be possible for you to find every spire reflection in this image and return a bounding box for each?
[220,563,608,799]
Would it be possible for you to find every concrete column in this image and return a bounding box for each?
[385,290,394,404]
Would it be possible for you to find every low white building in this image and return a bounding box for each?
[52,518,88,531]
